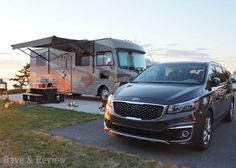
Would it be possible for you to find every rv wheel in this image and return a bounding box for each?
[99,86,109,101]
[47,83,53,88]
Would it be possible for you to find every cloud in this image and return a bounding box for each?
[0,60,27,70]
[0,59,27,65]
[166,43,179,46]
[141,43,179,49]
[140,42,217,62]
[139,43,153,48]
[195,48,210,51]
[162,49,210,57]
[145,47,222,63]
[148,48,165,52]
[148,48,210,57]
[0,52,12,55]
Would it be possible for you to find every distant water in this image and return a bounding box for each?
[1,79,15,90]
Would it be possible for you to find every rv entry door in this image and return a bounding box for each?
[95,51,115,93]
[61,55,72,93]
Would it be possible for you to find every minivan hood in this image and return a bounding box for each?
[114,83,203,105]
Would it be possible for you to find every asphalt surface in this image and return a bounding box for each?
[50,93,236,168]
[50,119,236,168]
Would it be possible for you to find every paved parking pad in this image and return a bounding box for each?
[5,94,102,114]
[42,96,102,114]
[50,117,236,168]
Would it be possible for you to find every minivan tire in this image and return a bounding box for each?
[224,101,234,122]
[196,111,212,151]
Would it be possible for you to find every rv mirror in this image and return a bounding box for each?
[108,61,113,69]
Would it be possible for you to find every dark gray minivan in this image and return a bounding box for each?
[104,61,234,150]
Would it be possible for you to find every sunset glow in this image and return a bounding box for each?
[0,0,235,80]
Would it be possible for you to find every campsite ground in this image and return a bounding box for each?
[6,94,102,114]
[0,101,174,168]
[2,92,236,168]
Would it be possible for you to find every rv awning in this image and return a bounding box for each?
[11,36,94,55]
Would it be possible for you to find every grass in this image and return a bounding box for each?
[0,101,176,168]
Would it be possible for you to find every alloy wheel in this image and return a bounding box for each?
[203,116,212,145]
[230,102,234,120]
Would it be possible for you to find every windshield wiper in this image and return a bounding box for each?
[131,81,139,83]
[127,66,135,70]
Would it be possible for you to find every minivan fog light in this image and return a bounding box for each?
[181,130,190,138]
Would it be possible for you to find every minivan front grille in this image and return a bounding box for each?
[113,102,164,120]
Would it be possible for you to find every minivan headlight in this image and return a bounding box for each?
[167,98,199,113]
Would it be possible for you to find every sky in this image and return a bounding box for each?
[0,0,236,80]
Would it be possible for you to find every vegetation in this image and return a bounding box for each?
[10,63,30,89]
[0,102,175,168]
[233,70,236,76]
[7,89,27,94]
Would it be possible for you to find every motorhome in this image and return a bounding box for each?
[12,36,146,100]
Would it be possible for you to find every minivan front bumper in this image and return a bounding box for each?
[104,107,201,144]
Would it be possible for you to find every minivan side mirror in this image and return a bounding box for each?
[210,77,221,87]
[231,78,236,84]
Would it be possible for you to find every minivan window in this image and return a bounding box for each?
[208,65,217,79]
[134,63,206,84]
[215,66,227,83]
[222,67,230,82]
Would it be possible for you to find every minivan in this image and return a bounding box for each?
[104,62,234,150]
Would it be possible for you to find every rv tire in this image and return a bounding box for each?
[99,86,109,101]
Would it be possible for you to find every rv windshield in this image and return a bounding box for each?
[117,51,145,71]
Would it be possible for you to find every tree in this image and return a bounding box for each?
[233,70,236,75]
[10,63,30,89]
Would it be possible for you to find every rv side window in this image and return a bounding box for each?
[96,52,113,66]
[75,53,90,66]
[36,56,46,66]
[65,59,71,70]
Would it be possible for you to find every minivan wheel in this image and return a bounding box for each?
[224,101,234,122]
[99,86,109,101]
[196,112,212,151]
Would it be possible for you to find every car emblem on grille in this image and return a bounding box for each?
[132,97,140,101]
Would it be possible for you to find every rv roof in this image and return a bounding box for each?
[11,36,145,54]
[109,38,145,53]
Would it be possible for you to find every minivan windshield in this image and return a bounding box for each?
[117,51,146,71]
[134,63,206,84]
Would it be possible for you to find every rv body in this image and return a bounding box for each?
[29,38,146,99]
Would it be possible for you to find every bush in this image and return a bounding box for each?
[7,89,26,94]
